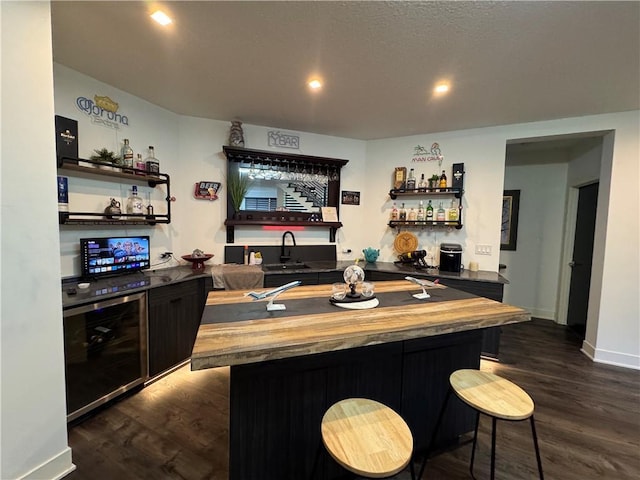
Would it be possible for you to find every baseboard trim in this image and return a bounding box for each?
[529,308,556,321]
[580,339,596,360]
[19,446,76,480]
[581,340,640,370]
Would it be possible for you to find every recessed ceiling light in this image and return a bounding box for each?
[151,10,172,26]
[434,83,450,94]
[308,79,323,90]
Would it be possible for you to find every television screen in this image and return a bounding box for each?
[80,236,150,278]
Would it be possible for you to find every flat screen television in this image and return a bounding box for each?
[80,236,150,279]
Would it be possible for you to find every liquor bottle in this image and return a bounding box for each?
[418,173,427,191]
[145,146,160,176]
[436,201,446,221]
[406,168,416,190]
[391,202,399,221]
[126,185,144,216]
[426,200,434,221]
[448,199,459,222]
[121,139,134,172]
[135,153,146,175]
[408,207,417,221]
[399,203,407,221]
[417,200,425,222]
[439,170,447,188]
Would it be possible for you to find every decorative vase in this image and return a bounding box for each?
[229,121,245,147]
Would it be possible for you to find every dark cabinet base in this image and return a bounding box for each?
[147,279,208,378]
[228,330,482,480]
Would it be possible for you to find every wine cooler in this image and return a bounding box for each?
[63,292,147,422]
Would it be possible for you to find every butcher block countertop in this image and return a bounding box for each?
[191,280,529,371]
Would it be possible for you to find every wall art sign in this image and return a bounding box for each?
[341,190,360,205]
[75,94,130,130]
[268,131,300,149]
[412,142,443,166]
[194,181,221,200]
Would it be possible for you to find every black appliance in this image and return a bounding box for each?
[439,243,463,273]
[63,292,147,422]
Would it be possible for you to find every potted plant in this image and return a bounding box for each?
[227,170,251,218]
[90,148,120,170]
[429,174,440,189]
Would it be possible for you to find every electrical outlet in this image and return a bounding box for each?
[475,244,492,255]
[342,248,352,254]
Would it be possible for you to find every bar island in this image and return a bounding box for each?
[191,280,529,479]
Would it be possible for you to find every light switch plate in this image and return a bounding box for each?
[475,244,492,255]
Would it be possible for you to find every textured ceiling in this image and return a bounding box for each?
[51,1,640,140]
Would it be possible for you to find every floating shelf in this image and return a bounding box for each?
[389,187,463,200]
[57,156,171,226]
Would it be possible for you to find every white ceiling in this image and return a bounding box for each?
[51,1,640,141]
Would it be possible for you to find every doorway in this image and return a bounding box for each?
[566,182,599,338]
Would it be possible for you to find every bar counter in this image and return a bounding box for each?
[191,280,529,480]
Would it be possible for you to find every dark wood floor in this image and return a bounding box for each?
[66,319,640,479]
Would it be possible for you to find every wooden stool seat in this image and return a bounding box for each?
[321,398,414,478]
[450,369,535,421]
[418,369,543,480]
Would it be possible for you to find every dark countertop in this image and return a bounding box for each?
[265,260,508,285]
[61,266,213,309]
[61,261,506,309]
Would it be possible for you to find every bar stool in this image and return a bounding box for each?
[419,369,543,480]
[318,398,416,479]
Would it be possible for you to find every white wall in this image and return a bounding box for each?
[367,130,507,270]
[368,112,639,369]
[54,64,179,276]
[1,3,74,479]
[591,125,639,369]
[501,161,569,320]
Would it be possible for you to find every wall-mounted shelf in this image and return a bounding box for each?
[388,186,463,230]
[388,220,463,229]
[57,156,171,226]
[224,219,342,243]
[389,187,463,199]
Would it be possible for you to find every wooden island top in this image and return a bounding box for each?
[191,280,529,371]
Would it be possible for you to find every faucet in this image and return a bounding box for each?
[280,231,297,263]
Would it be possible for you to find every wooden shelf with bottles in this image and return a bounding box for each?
[388,186,463,230]
[57,156,172,226]
[388,219,463,229]
[388,187,463,199]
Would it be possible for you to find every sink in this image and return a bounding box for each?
[263,263,310,271]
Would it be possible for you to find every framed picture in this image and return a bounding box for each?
[341,190,360,205]
[501,190,520,251]
[321,206,339,222]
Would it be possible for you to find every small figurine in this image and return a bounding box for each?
[104,198,121,219]
[229,121,245,147]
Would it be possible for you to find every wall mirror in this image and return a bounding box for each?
[237,162,339,213]
[223,146,349,242]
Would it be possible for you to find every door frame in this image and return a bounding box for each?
[556,180,598,325]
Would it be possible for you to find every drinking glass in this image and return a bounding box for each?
[361,282,375,298]
[332,283,347,300]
